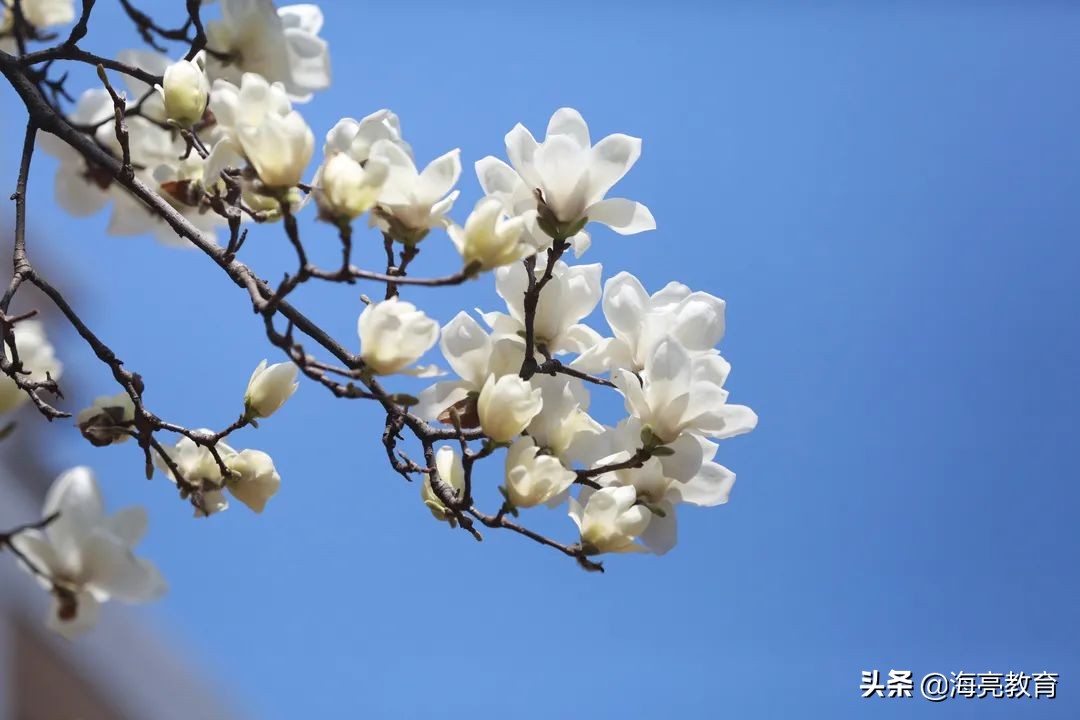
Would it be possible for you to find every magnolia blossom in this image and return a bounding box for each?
[244,359,299,419]
[575,272,727,374]
[477,107,655,245]
[369,140,460,241]
[224,449,282,514]
[156,436,281,516]
[413,312,523,421]
[613,337,757,445]
[476,374,542,444]
[481,260,603,356]
[448,197,529,271]
[421,446,464,523]
[205,0,331,102]
[205,73,315,190]
[504,436,576,508]
[357,298,440,376]
[0,320,62,414]
[76,392,136,446]
[156,436,234,516]
[156,57,210,127]
[11,467,166,639]
[314,152,388,222]
[568,485,650,555]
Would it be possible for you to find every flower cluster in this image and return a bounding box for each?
[0,0,757,640]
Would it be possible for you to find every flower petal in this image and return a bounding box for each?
[587,133,641,203]
[587,198,656,235]
[546,107,590,148]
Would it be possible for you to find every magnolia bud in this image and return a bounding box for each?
[448,197,528,271]
[76,392,136,446]
[250,111,315,188]
[225,449,281,514]
[568,486,651,555]
[357,298,439,376]
[422,446,465,523]
[477,374,542,444]
[157,58,209,127]
[244,360,299,420]
[315,153,388,222]
[504,436,575,508]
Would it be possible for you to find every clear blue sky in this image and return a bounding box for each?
[2,1,1079,718]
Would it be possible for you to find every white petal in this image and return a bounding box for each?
[440,312,492,386]
[638,508,678,555]
[587,198,656,235]
[414,381,470,421]
[283,26,331,98]
[102,507,148,547]
[54,168,109,217]
[417,149,461,203]
[674,462,735,507]
[44,467,105,535]
[10,530,60,581]
[504,123,542,189]
[546,107,590,147]
[603,271,649,340]
[587,133,641,203]
[475,156,522,197]
[278,3,324,33]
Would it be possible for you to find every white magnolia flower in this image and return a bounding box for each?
[357,297,440,376]
[592,432,736,555]
[448,197,529,271]
[156,435,281,516]
[0,320,62,414]
[1,0,74,51]
[481,259,604,357]
[155,435,235,516]
[575,271,727,374]
[323,110,410,164]
[613,337,757,445]
[504,436,576,509]
[76,392,136,446]
[413,311,523,421]
[223,448,281,514]
[421,446,465,523]
[205,0,331,102]
[205,73,315,189]
[11,467,166,640]
[314,152,388,222]
[156,57,210,127]
[568,485,650,555]
[476,373,542,444]
[244,359,299,419]
[476,107,655,246]
[369,139,460,240]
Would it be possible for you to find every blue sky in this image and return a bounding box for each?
[2,1,1079,718]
